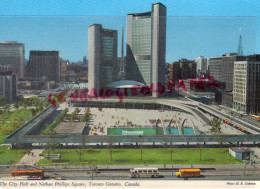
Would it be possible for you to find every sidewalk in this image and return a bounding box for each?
[16,149,44,166]
[37,163,260,171]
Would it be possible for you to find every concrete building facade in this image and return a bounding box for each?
[229,147,254,162]
[209,53,245,91]
[126,3,166,97]
[27,51,60,82]
[222,53,245,91]
[169,62,179,83]
[208,57,222,82]
[179,59,196,80]
[88,24,118,96]
[0,41,25,79]
[169,59,196,82]
[233,57,260,114]
[0,65,17,103]
[195,56,208,73]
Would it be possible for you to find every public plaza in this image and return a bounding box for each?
[66,107,244,136]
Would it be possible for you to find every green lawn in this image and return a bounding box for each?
[37,148,243,166]
[0,109,41,143]
[0,146,27,165]
[0,132,6,144]
[7,109,32,121]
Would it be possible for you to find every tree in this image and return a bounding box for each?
[0,96,7,106]
[109,136,114,161]
[30,108,37,116]
[3,104,11,114]
[210,118,222,134]
[22,101,28,109]
[44,100,49,108]
[39,105,44,112]
[14,103,19,109]
[82,107,91,122]
[70,112,77,121]
[10,117,23,130]
[1,123,10,135]
[79,134,85,161]
[75,107,80,114]
[16,95,24,102]
[0,114,6,123]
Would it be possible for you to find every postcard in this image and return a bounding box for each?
[0,0,259,189]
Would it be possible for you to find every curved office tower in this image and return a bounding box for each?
[88,24,118,97]
[126,3,166,98]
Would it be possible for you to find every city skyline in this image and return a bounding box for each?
[0,0,259,62]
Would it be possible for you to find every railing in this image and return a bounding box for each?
[9,134,260,144]
[4,106,55,141]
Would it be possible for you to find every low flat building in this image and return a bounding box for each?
[54,122,86,134]
[229,147,254,162]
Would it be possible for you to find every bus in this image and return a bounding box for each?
[176,169,201,178]
[130,168,159,178]
[250,115,260,121]
[12,170,44,179]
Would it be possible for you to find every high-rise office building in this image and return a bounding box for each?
[83,56,88,66]
[60,59,68,74]
[222,53,245,91]
[126,3,166,97]
[169,62,179,83]
[0,65,17,103]
[169,59,196,82]
[195,56,208,73]
[179,59,196,79]
[0,41,25,79]
[209,53,245,91]
[233,55,260,114]
[88,24,118,96]
[208,57,222,82]
[27,51,60,82]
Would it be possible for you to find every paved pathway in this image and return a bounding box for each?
[16,149,44,166]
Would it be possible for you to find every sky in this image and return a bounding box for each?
[0,0,259,62]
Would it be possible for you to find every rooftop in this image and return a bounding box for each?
[230,147,254,153]
[106,80,146,88]
[54,122,86,134]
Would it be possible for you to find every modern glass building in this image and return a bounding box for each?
[88,24,118,96]
[0,41,25,79]
[126,3,166,97]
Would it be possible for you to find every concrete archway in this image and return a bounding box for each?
[156,119,167,135]
[168,118,182,135]
[168,118,177,127]
[180,117,198,135]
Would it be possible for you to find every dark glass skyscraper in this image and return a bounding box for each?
[27,51,60,82]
